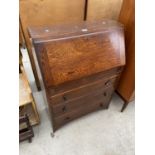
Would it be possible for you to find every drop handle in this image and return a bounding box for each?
[62,106,67,112]
[100,103,103,107]
[105,80,111,86]
[63,95,67,101]
[103,92,107,96]
[65,117,70,120]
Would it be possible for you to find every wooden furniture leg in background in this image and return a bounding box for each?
[20,17,41,90]
[19,20,26,49]
[31,97,40,124]
[116,90,134,112]
[19,66,40,126]
[19,49,23,74]
[19,114,34,143]
[121,91,135,112]
[121,102,128,112]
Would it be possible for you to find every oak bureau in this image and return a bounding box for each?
[28,20,125,132]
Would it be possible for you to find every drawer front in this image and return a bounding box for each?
[53,87,113,129]
[49,76,118,105]
[54,89,110,130]
[48,67,122,96]
[52,86,113,117]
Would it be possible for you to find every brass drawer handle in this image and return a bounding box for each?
[65,117,70,120]
[62,106,67,112]
[68,71,75,75]
[103,92,107,96]
[63,95,67,101]
[105,80,111,86]
[100,103,103,107]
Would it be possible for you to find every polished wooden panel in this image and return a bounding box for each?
[52,86,113,117]
[42,32,122,86]
[87,0,123,20]
[53,89,112,130]
[117,0,135,104]
[48,68,122,96]
[28,20,122,40]
[49,76,117,105]
[29,20,125,87]
[20,0,85,26]
[29,20,125,131]
[20,0,85,89]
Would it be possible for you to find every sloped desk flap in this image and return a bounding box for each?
[29,20,125,87]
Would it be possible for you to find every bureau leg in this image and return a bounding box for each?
[28,138,32,143]
[121,102,128,112]
[50,126,55,137]
[51,132,55,138]
[105,104,109,109]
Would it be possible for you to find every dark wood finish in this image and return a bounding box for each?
[29,20,125,87]
[52,86,114,117]
[121,102,128,112]
[48,67,122,95]
[19,114,34,143]
[19,0,85,90]
[84,0,88,20]
[29,20,125,131]
[54,95,110,130]
[19,49,23,73]
[49,76,118,105]
[116,0,135,111]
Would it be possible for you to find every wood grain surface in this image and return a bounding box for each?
[28,20,122,40]
[87,0,123,20]
[30,20,126,131]
[117,0,135,102]
[29,20,125,87]
[49,76,117,105]
[20,0,85,89]
[52,86,113,117]
[19,67,40,125]
[53,87,112,130]
[19,72,32,106]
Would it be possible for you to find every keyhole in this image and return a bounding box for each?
[63,96,67,101]
[65,117,70,120]
[105,80,110,86]
[62,106,66,112]
[103,92,107,96]
[100,103,103,107]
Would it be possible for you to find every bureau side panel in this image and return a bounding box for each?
[31,42,55,129]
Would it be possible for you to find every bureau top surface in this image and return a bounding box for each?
[29,20,125,87]
[28,20,123,42]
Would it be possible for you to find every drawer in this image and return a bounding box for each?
[48,68,122,96]
[53,88,113,129]
[52,86,113,117]
[49,76,118,105]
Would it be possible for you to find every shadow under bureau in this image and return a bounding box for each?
[28,20,125,132]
